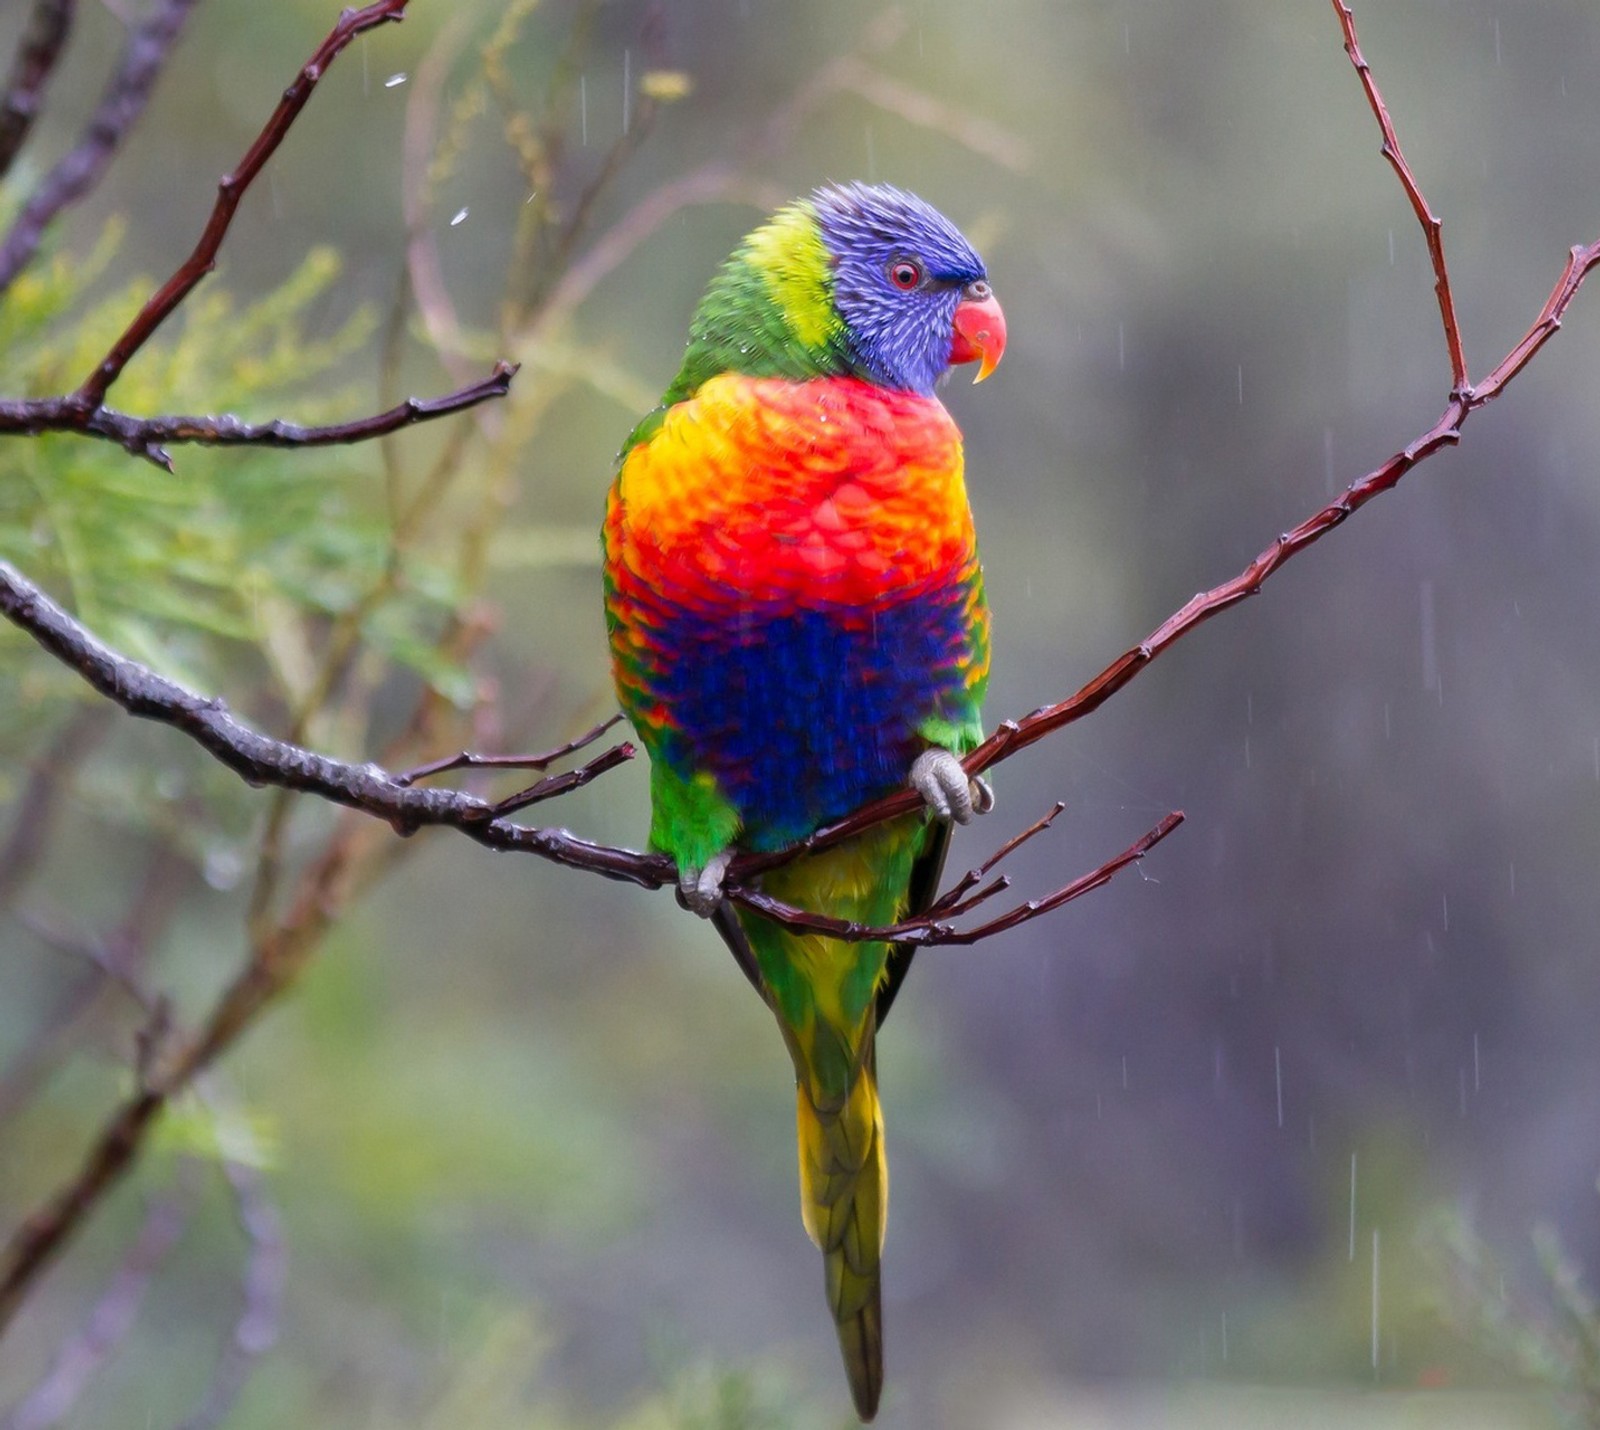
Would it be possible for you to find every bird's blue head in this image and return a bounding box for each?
[811,181,1005,395]
[653,181,1005,414]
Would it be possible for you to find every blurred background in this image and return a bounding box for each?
[2,0,1600,1425]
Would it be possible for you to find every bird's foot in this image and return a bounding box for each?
[909,749,994,825]
[676,848,733,918]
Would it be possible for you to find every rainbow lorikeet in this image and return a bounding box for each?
[602,182,1005,1421]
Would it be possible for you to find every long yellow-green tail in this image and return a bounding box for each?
[735,826,925,1422]
[795,1024,887,1421]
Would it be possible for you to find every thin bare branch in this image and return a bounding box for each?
[925,801,1065,917]
[488,740,635,816]
[731,813,1185,947]
[736,224,1600,880]
[0,0,516,468]
[0,362,518,471]
[72,0,408,410]
[0,0,78,181]
[1332,0,1469,393]
[0,558,668,889]
[395,712,624,786]
[0,0,200,296]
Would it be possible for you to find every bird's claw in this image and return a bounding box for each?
[677,848,732,917]
[910,748,994,825]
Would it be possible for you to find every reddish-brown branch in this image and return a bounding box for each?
[0,0,78,182]
[0,0,516,467]
[731,812,1184,947]
[924,801,1065,917]
[1331,0,1468,392]
[0,0,199,296]
[72,0,409,410]
[740,227,1600,880]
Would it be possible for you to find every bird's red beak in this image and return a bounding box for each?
[949,283,1006,384]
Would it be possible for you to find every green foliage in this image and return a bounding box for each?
[0,230,471,745]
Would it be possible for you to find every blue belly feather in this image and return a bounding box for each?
[654,592,975,852]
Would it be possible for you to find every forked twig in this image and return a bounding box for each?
[395,713,625,787]
[4,0,1600,1361]
[731,813,1185,947]
[0,0,514,468]
[1331,0,1468,393]
[738,2,1600,881]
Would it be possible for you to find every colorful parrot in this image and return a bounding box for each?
[602,182,1005,1421]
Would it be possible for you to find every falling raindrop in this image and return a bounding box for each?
[580,75,588,145]
[1442,891,1450,931]
[450,207,469,227]
[1371,1228,1381,1375]
[1121,1054,1129,1090]
[1220,1311,1229,1362]
[1117,321,1126,370]
[1494,16,1502,64]
[1348,1152,1357,1260]
[1509,862,1516,898]
[1236,364,1244,404]
[384,72,407,89]
[622,48,632,134]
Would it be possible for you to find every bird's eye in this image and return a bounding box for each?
[888,259,922,291]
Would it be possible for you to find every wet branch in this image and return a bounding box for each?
[731,812,1185,948]
[738,0,1600,879]
[0,0,515,469]
[2,2,1598,932]
[3,0,1600,1364]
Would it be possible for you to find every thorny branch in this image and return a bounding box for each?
[0,0,515,469]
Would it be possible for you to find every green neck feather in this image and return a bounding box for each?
[622,202,855,455]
